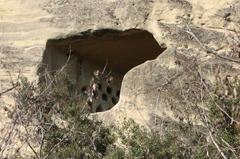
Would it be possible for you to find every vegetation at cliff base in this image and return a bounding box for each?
[3,72,240,159]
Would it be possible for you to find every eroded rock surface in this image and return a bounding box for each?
[1,0,240,157]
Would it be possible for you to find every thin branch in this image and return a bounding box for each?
[15,109,40,159]
[209,132,228,159]
[0,84,18,97]
[43,135,66,159]
[43,125,76,159]
[197,70,240,124]
[220,137,239,159]
[0,118,18,158]
[39,127,46,159]
[186,27,240,64]
[101,60,108,77]
[40,45,72,96]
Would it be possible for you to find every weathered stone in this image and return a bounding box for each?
[1,0,240,157]
[40,29,165,112]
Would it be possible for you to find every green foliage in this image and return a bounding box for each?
[14,73,115,159]
[206,76,240,158]
[104,147,125,159]
[41,73,115,159]
[208,96,240,158]
[45,120,114,159]
[13,73,240,159]
[108,119,191,159]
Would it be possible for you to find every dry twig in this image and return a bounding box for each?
[186,26,240,64]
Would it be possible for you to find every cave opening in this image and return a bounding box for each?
[39,29,166,112]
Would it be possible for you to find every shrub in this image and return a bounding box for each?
[11,72,240,159]
[13,72,115,159]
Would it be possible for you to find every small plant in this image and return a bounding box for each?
[106,119,191,159]
[4,64,240,159]
[11,72,115,159]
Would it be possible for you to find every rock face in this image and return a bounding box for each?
[41,29,165,112]
[1,0,240,156]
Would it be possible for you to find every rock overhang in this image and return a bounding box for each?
[44,29,166,74]
[40,28,167,112]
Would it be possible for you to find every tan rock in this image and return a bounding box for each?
[1,0,240,157]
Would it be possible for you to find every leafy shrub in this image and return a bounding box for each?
[12,72,240,159]
[13,72,115,159]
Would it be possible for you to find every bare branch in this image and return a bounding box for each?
[209,132,228,159]
[197,70,240,124]
[186,27,240,64]
[0,84,18,97]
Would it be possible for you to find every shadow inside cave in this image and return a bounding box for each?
[38,29,166,112]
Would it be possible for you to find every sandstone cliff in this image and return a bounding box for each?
[1,0,240,157]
